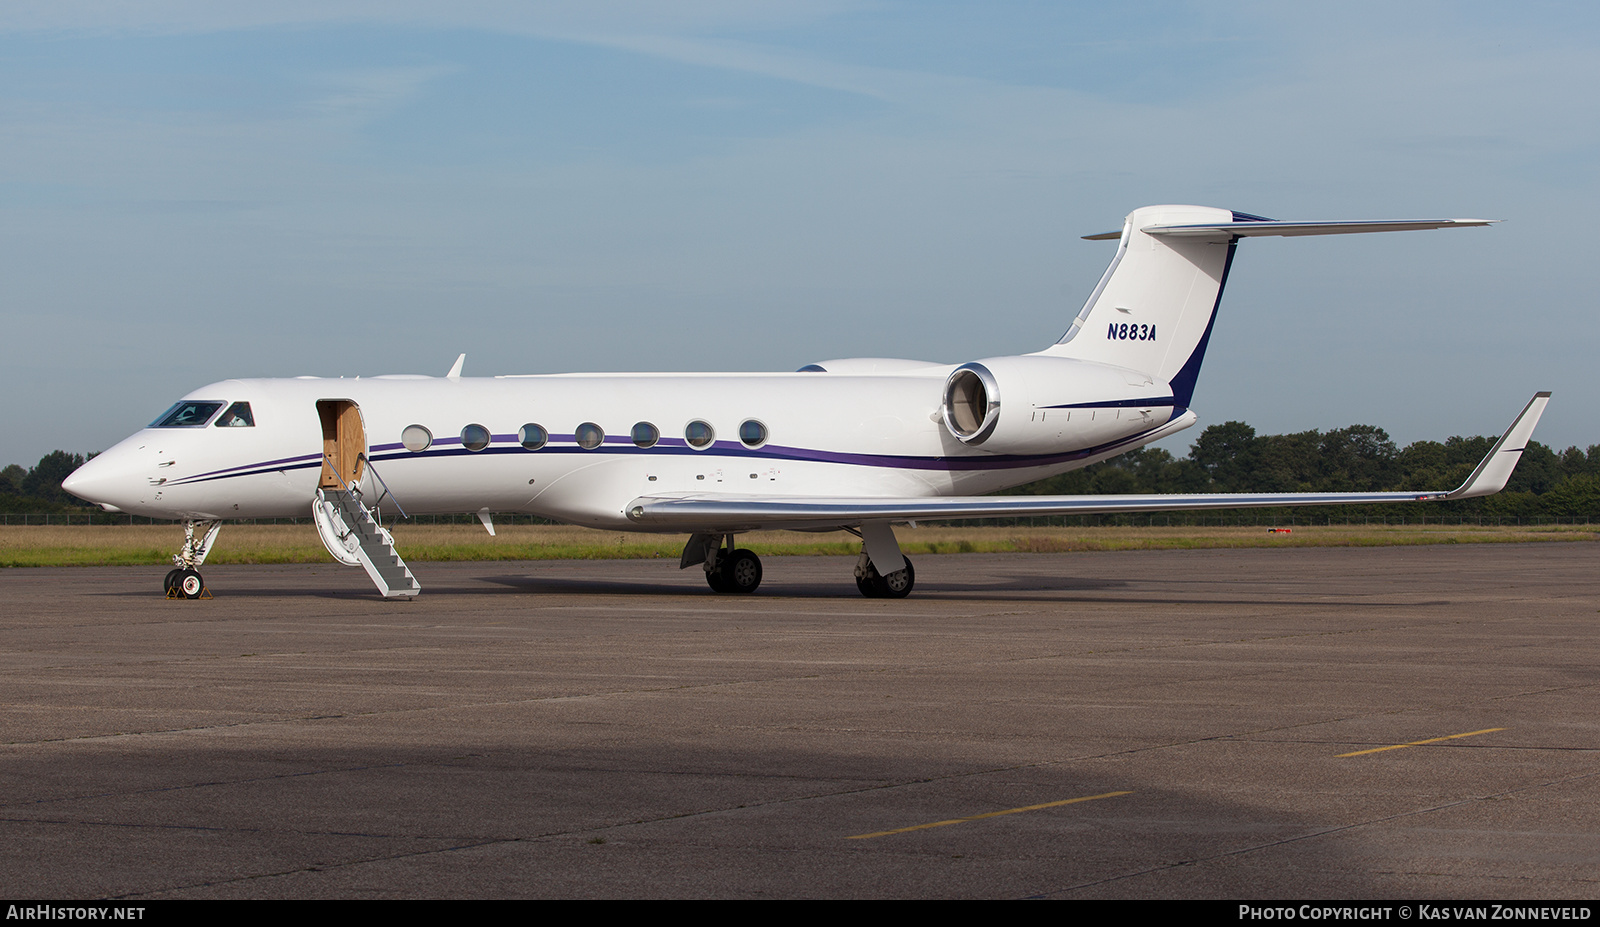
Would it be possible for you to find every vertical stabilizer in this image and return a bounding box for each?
[1037,205,1238,408]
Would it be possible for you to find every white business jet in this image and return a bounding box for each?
[63,205,1549,600]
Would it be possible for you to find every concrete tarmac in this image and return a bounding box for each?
[1,544,1596,899]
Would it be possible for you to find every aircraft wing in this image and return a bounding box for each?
[626,393,1550,532]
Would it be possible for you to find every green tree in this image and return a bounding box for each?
[0,464,23,495]
[21,451,89,507]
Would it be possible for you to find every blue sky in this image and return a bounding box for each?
[3,2,1597,467]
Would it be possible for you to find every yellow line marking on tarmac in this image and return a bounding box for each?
[1337,727,1506,758]
[847,790,1133,840]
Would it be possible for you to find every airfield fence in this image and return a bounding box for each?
[1,513,1592,528]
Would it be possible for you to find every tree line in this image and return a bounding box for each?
[1,451,93,514]
[6,422,1600,518]
[1012,423,1600,519]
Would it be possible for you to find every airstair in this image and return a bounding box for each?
[313,486,421,598]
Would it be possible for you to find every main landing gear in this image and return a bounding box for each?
[679,521,917,598]
[164,519,221,599]
[681,533,763,594]
[855,553,915,598]
[847,520,915,598]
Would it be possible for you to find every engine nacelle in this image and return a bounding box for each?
[941,355,1174,455]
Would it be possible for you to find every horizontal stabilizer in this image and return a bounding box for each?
[1083,217,1496,242]
[625,393,1550,531]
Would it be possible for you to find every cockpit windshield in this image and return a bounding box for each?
[150,401,224,428]
[214,401,254,427]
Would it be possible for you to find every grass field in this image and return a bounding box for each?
[1,522,1594,568]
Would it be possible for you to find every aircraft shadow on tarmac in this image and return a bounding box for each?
[421,572,1452,608]
[91,577,1451,609]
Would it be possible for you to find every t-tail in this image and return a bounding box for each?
[1036,205,1497,409]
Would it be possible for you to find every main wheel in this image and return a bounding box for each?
[705,566,730,592]
[871,557,914,599]
[720,549,763,594]
[178,569,204,600]
[163,568,182,594]
[856,573,879,597]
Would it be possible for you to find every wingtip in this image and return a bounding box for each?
[1445,392,1553,500]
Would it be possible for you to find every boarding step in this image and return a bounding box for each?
[313,488,421,598]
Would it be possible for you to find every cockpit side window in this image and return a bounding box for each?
[151,401,224,428]
[214,402,255,427]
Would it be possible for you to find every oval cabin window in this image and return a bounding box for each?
[401,425,433,452]
[460,424,490,452]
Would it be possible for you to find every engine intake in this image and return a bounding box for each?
[942,363,1000,444]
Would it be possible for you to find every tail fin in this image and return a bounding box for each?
[1037,205,1239,409]
[1038,205,1496,409]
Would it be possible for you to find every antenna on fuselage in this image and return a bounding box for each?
[446,354,466,379]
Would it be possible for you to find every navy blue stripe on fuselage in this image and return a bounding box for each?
[1039,397,1177,410]
[175,451,324,483]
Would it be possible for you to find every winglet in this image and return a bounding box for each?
[1437,392,1553,500]
[447,353,466,379]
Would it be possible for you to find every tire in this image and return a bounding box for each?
[721,549,763,594]
[871,557,914,599]
[705,567,730,593]
[164,568,182,594]
[179,569,204,600]
[856,573,879,597]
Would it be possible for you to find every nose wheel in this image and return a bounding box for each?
[165,568,207,599]
[163,520,220,598]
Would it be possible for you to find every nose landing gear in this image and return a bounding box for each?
[163,520,220,599]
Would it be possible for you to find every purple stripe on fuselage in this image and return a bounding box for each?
[173,451,324,483]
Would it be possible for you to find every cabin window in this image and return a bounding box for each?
[685,420,714,449]
[461,424,491,452]
[575,422,604,449]
[401,425,433,452]
[214,402,254,427]
[739,419,767,447]
[631,422,659,448]
[518,423,547,450]
[150,401,223,428]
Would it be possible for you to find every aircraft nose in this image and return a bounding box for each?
[62,449,136,511]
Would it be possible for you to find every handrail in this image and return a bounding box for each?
[358,453,410,519]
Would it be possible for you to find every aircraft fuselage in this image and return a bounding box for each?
[71,362,1182,529]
